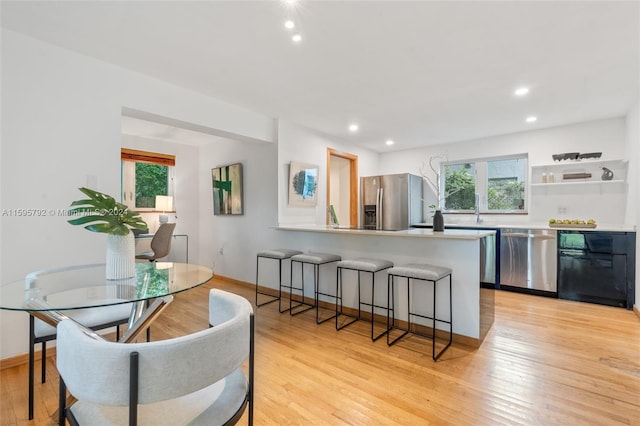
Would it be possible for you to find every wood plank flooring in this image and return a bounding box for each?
[1,277,639,425]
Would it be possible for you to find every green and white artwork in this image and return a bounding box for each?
[212,163,243,215]
[288,162,318,207]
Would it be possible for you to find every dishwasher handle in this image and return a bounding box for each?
[502,232,535,238]
[502,232,555,240]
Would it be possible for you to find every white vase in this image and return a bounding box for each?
[106,232,135,280]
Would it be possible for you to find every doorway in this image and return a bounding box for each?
[326,148,358,227]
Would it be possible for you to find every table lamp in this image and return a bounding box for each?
[155,195,173,224]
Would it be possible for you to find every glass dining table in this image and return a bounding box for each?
[0,262,214,342]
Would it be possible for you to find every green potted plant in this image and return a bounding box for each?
[68,187,147,279]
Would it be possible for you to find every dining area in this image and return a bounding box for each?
[0,261,255,425]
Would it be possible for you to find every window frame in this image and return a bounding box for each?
[120,149,175,212]
[441,153,528,214]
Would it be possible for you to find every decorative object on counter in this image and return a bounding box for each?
[541,173,547,183]
[68,187,148,279]
[212,162,243,215]
[328,204,339,227]
[548,172,555,183]
[548,218,597,229]
[601,167,614,181]
[563,172,592,180]
[552,152,580,162]
[288,161,319,207]
[578,152,602,160]
[433,209,445,232]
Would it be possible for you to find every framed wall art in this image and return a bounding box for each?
[212,163,243,215]
[288,161,318,207]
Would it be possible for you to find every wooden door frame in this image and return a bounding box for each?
[326,148,358,227]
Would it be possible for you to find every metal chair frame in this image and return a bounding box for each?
[387,272,453,361]
[335,265,392,341]
[289,258,339,323]
[255,255,295,308]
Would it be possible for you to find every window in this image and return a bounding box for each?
[121,149,175,210]
[442,154,527,213]
[443,162,476,210]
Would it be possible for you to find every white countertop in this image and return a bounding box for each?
[414,222,636,232]
[276,224,495,240]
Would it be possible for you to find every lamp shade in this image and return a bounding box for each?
[155,195,173,212]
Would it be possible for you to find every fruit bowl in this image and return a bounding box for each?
[548,219,596,229]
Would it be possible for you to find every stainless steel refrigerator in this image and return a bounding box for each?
[361,173,423,230]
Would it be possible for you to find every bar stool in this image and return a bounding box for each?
[290,252,341,323]
[387,263,453,361]
[255,249,302,308]
[335,258,394,341]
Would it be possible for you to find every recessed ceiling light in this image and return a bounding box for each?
[292,33,302,42]
[348,124,359,132]
[526,116,537,123]
[514,87,530,96]
[386,140,395,146]
[284,20,295,29]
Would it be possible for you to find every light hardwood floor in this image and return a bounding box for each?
[2,277,639,425]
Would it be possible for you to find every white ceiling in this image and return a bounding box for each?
[2,1,639,152]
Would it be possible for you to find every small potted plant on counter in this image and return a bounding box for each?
[68,187,148,279]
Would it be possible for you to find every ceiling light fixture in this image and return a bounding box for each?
[526,116,537,123]
[292,33,302,42]
[386,140,395,146]
[284,20,295,29]
[514,87,530,96]
[349,124,359,132]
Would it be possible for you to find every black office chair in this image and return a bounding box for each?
[135,223,176,262]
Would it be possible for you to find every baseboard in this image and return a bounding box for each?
[634,304,640,321]
[0,348,56,371]
[227,274,481,348]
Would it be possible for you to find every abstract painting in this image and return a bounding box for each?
[288,162,318,207]
[212,163,243,215]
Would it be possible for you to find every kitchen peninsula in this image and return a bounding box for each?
[276,225,496,346]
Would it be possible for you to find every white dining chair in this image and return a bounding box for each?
[56,288,254,426]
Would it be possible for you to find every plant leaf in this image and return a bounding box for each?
[68,187,147,235]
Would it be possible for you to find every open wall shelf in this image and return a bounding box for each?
[530,159,628,186]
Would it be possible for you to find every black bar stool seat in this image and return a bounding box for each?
[387,263,453,361]
[335,258,393,341]
[255,249,302,308]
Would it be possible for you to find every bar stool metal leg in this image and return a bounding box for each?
[335,259,393,340]
[316,263,337,324]
[386,264,453,361]
[285,260,315,316]
[432,273,453,361]
[256,255,281,307]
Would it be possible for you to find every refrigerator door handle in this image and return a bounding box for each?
[376,188,384,229]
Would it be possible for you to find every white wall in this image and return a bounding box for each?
[626,101,640,311]
[197,136,282,284]
[0,29,274,359]
[277,120,380,226]
[380,118,630,226]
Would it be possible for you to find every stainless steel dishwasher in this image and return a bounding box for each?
[500,228,557,293]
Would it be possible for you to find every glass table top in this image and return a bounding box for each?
[0,262,213,312]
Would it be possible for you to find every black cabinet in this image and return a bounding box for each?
[558,231,636,309]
